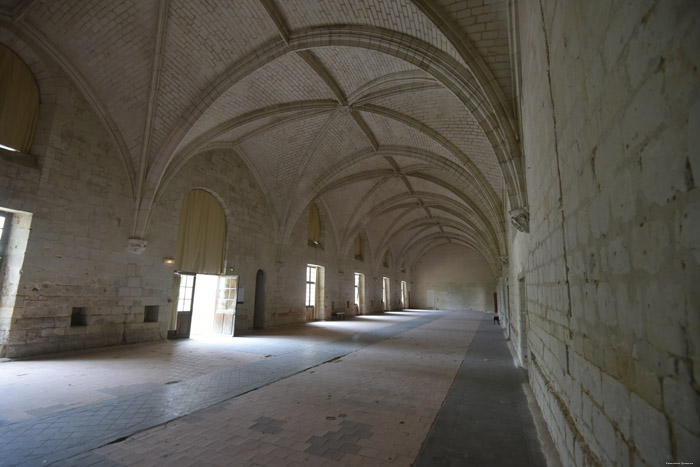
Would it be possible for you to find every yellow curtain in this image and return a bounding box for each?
[0,44,39,153]
[308,204,320,244]
[175,190,226,274]
[354,235,362,257]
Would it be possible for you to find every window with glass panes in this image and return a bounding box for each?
[354,273,360,308]
[217,276,237,312]
[305,265,316,307]
[177,274,196,312]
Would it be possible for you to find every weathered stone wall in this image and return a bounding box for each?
[516,0,700,465]
[2,126,410,358]
[499,199,530,367]
[279,200,408,323]
[148,147,278,331]
[0,52,158,357]
[0,65,409,357]
[0,34,410,357]
[412,244,496,312]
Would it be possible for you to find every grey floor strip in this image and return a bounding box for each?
[415,317,548,467]
[0,311,448,466]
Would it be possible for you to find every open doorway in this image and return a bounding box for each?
[0,208,33,356]
[305,264,325,320]
[354,272,364,315]
[174,273,238,339]
[170,189,227,338]
[190,274,218,338]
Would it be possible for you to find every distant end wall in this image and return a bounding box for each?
[412,244,496,312]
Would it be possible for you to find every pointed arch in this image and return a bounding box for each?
[175,189,226,274]
[0,43,39,153]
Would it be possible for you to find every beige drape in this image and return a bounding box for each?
[308,204,320,244]
[175,190,226,274]
[354,235,362,257]
[0,44,39,153]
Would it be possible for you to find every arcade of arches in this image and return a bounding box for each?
[0,1,698,465]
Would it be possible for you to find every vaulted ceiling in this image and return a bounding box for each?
[0,0,525,274]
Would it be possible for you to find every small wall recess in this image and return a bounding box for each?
[71,307,87,327]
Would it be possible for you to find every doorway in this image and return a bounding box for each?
[176,273,238,339]
[305,264,325,320]
[0,208,33,355]
[171,189,227,338]
[354,273,364,315]
[190,274,218,337]
[253,269,265,329]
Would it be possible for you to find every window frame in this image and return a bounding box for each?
[305,265,317,307]
[176,273,196,313]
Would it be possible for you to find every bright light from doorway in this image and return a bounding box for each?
[191,274,219,338]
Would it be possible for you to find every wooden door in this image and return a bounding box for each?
[213,275,237,335]
[175,273,196,338]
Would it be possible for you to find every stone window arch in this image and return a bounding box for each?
[0,43,40,154]
[383,249,391,268]
[308,203,321,247]
[175,189,226,274]
[354,234,363,261]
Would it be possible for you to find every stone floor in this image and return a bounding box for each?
[0,310,552,466]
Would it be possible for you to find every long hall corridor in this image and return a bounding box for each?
[0,311,550,466]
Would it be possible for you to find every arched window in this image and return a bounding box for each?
[382,250,390,268]
[308,203,321,246]
[175,190,226,274]
[0,44,39,154]
[354,234,363,260]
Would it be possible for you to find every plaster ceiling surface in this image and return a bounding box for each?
[4,0,522,274]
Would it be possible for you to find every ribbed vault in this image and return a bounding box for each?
[3,0,525,275]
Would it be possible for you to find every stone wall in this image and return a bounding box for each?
[412,243,496,312]
[0,64,160,357]
[499,199,530,367]
[1,129,410,358]
[0,46,409,357]
[515,0,700,465]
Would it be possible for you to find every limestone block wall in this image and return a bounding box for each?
[125,146,410,335]
[147,147,278,331]
[281,201,407,322]
[2,127,411,358]
[412,244,496,312]
[499,205,530,367]
[517,0,700,465]
[0,67,163,357]
[0,38,410,358]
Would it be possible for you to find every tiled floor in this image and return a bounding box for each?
[0,310,550,466]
